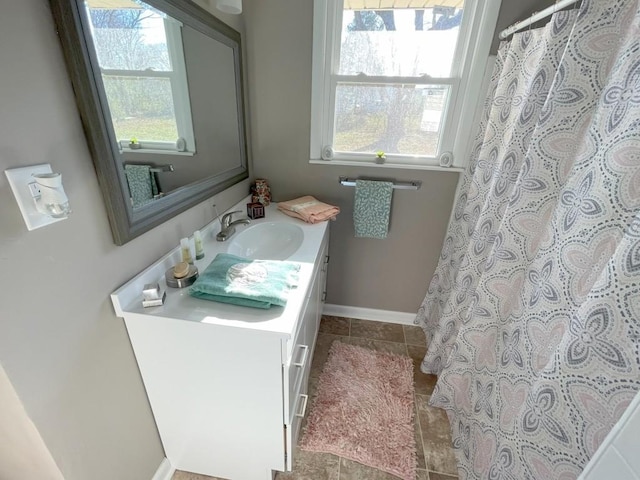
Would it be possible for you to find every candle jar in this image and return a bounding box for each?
[252,178,271,206]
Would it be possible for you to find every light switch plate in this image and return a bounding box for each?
[5,164,67,231]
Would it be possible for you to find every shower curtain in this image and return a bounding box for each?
[416,0,640,478]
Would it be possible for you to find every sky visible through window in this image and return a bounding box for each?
[334,6,463,157]
[339,8,462,77]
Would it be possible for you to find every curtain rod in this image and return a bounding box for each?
[499,0,579,39]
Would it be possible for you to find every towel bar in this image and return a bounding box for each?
[125,163,175,173]
[150,164,174,173]
[339,176,421,190]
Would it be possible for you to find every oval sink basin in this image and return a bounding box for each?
[227,222,304,260]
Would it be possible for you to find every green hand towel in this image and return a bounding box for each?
[189,253,300,309]
[353,179,394,239]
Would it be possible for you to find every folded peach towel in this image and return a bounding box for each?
[277,196,340,224]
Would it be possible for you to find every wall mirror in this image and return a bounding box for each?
[49,0,249,245]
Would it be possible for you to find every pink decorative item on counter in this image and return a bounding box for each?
[251,178,271,206]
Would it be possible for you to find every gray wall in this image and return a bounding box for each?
[0,1,247,479]
[492,0,555,53]
[173,25,243,190]
[244,0,551,313]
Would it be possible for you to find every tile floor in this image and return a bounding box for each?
[172,316,459,480]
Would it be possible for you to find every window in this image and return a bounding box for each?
[86,0,196,154]
[311,0,501,169]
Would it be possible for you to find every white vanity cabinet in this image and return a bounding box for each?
[111,205,329,480]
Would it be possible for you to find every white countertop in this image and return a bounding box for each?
[111,199,330,338]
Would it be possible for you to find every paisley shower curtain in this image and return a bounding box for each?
[416,0,640,478]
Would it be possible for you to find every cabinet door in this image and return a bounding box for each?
[125,317,286,479]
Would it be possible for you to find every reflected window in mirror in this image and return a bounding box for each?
[86,0,196,154]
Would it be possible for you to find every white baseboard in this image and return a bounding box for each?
[323,304,417,326]
[152,458,174,480]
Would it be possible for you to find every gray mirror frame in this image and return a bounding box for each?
[49,0,249,245]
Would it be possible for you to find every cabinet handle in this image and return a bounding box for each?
[293,345,309,368]
[296,394,309,418]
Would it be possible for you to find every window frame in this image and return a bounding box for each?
[310,0,501,170]
[90,13,197,155]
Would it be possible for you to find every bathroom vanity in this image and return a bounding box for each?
[111,201,329,480]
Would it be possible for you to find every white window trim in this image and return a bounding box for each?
[116,140,195,156]
[163,17,196,153]
[310,0,501,170]
[98,17,197,154]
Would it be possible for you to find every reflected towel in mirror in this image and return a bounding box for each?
[124,164,159,208]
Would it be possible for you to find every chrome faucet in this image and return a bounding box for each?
[216,210,250,241]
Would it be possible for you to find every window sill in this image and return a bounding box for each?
[309,159,464,173]
[120,149,195,156]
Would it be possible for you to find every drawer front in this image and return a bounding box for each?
[284,299,313,423]
[285,386,310,470]
[285,340,313,471]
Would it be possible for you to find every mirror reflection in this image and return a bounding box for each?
[84,0,245,208]
[50,0,249,244]
[87,1,195,155]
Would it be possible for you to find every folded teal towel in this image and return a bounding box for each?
[189,253,300,309]
[353,179,394,239]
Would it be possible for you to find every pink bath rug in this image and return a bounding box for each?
[300,341,417,480]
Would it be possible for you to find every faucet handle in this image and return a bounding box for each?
[221,210,242,228]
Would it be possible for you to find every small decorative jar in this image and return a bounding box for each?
[247,202,265,219]
[252,178,271,206]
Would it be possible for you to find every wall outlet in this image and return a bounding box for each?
[28,182,41,198]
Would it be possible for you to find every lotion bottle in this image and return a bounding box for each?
[194,230,205,260]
